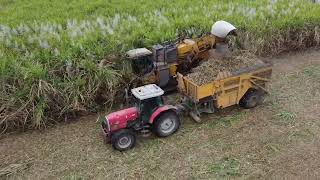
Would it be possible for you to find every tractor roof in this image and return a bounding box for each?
[131,84,164,100]
[126,48,152,59]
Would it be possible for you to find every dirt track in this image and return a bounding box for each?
[1,49,320,179]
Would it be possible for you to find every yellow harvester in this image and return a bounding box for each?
[127,21,237,90]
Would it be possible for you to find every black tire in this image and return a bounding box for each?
[111,129,136,151]
[153,111,180,137]
[239,89,264,109]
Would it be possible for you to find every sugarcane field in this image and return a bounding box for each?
[1,0,320,179]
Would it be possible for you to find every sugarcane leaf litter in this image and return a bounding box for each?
[186,53,264,85]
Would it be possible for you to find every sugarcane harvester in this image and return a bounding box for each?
[127,21,237,90]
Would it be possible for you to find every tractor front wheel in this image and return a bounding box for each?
[153,111,180,137]
[111,129,136,151]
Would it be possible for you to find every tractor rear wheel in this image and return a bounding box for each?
[111,129,136,151]
[153,111,180,137]
[239,89,264,109]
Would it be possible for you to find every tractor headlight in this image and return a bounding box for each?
[101,117,110,132]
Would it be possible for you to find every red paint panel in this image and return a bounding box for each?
[106,107,139,132]
[149,105,177,123]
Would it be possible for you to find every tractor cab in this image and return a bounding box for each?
[131,84,164,122]
[126,48,154,76]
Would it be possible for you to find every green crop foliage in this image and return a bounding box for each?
[0,0,320,131]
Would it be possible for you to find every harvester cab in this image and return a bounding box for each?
[126,48,154,76]
[127,43,179,88]
[102,84,180,151]
[131,84,165,122]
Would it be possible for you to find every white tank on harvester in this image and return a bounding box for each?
[209,20,237,59]
[211,20,237,38]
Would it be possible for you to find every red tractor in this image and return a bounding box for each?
[101,84,180,151]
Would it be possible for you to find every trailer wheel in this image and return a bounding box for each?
[189,111,202,123]
[111,129,136,151]
[153,111,180,137]
[239,89,263,109]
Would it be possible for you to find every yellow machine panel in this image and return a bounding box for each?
[169,63,178,77]
[176,35,216,64]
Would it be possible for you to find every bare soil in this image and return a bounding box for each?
[0,49,320,179]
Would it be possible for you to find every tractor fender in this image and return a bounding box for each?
[149,105,177,124]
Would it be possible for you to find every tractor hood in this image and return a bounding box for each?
[106,107,139,131]
[211,20,236,38]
